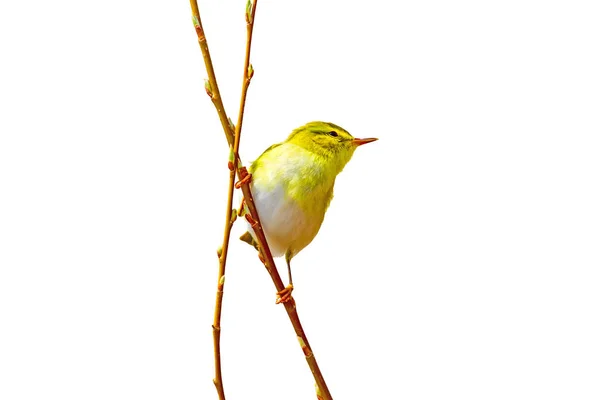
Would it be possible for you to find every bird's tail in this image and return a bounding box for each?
[240,231,260,251]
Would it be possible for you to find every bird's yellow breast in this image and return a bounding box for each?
[250,143,336,214]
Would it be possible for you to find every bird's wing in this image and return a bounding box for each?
[249,142,282,173]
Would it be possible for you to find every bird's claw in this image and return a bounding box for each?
[276,284,294,304]
[235,167,252,189]
[245,213,258,227]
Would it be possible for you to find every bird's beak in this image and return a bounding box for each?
[352,137,378,146]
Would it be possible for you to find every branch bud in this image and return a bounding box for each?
[228,145,235,171]
[192,15,204,39]
[218,275,225,290]
[227,117,235,134]
[315,383,323,400]
[245,213,258,227]
[245,0,253,24]
[204,79,213,98]
[230,211,237,224]
[247,64,254,80]
[297,336,312,357]
[216,245,223,258]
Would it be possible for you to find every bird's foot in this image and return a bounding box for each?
[235,167,252,189]
[275,284,294,304]
[244,213,258,227]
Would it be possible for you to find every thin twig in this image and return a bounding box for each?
[210,1,258,398]
[190,2,333,399]
[212,157,237,400]
[190,2,234,146]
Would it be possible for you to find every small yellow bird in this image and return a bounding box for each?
[239,121,377,302]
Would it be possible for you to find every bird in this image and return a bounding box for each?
[238,121,378,303]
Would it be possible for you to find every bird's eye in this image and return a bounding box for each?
[327,131,338,137]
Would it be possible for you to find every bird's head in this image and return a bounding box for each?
[286,121,378,174]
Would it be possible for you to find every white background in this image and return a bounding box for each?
[1,0,599,399]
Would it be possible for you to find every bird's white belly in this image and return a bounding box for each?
[248,182,317,258]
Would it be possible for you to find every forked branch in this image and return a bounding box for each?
[190,1,333,399]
